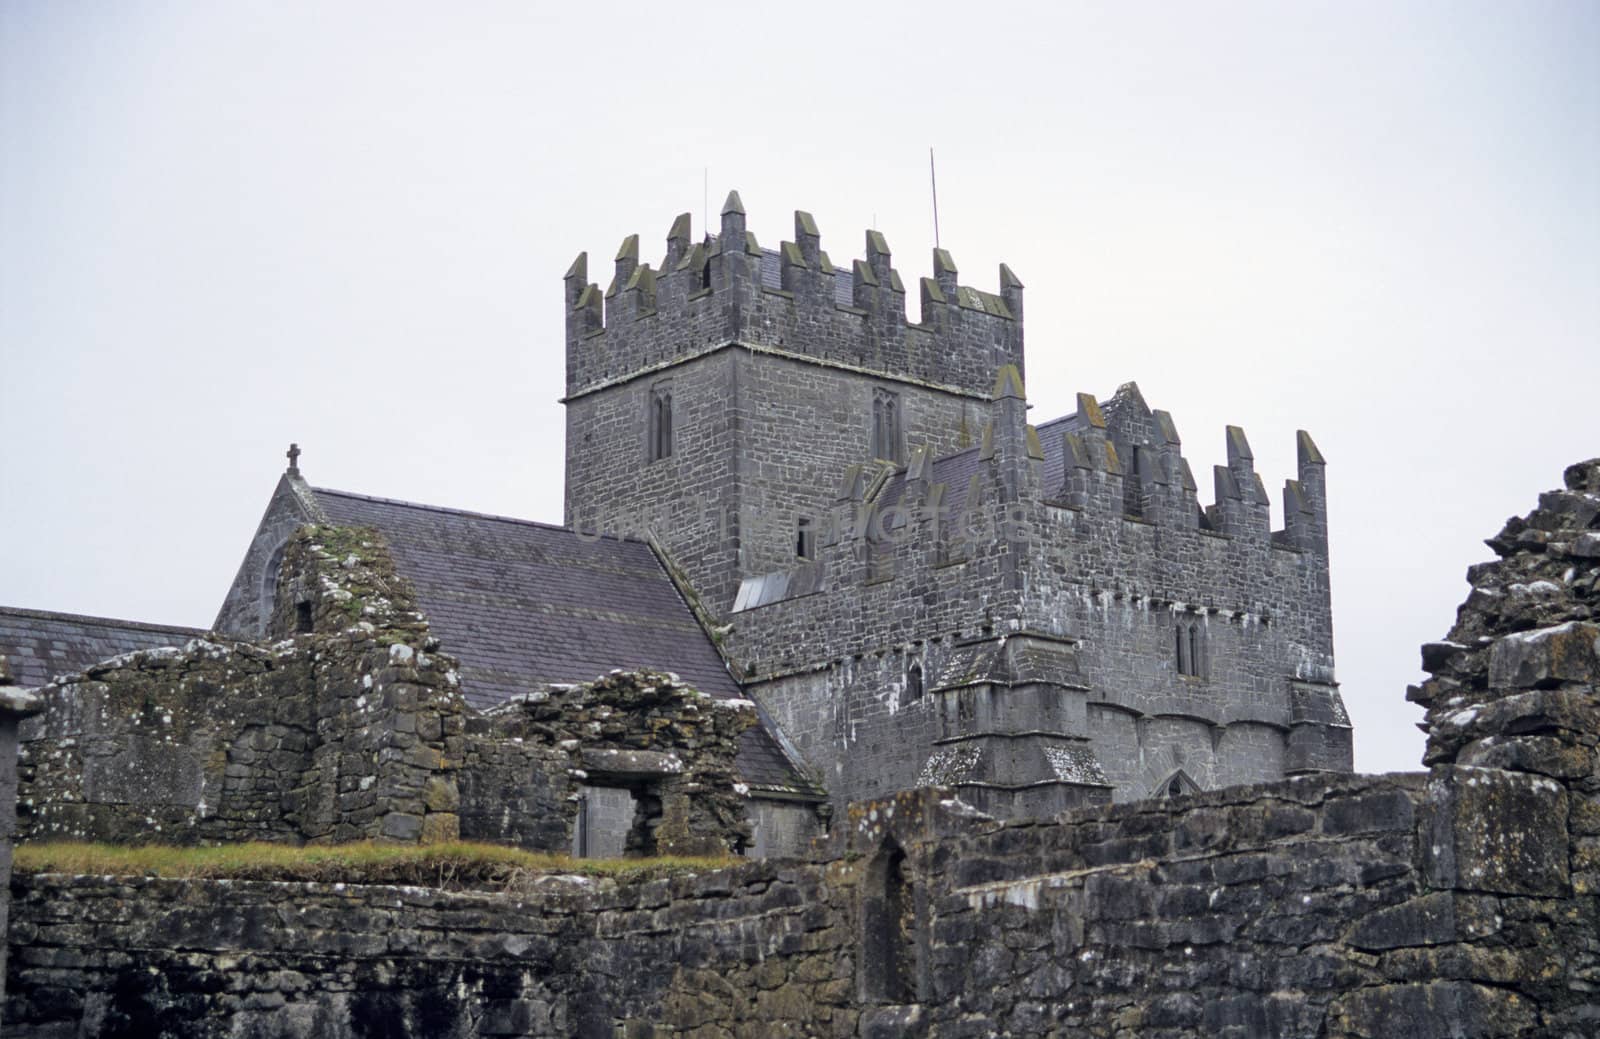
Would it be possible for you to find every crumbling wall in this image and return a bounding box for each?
[7,462,1596,1037]
[460,670,756,857]
[18,523,755,856]
[17,525,465,845]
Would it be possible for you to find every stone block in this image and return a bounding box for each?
[1329,981,1538,1038]
[1423,768,1568,896]
[1344,892,1500,951]
[1487,621,1600,689]
[378,811,424,842]
[421,776,459,813]
[1320,785,1417,836]
[420,811,458,844]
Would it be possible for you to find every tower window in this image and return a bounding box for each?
[1175,616,1206,677]
[648,385,673,461]
[796,516,816,560]
[295,601,314,634]
[903,659,924,706]
[871,389,902,463]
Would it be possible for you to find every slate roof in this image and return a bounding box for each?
[757,246,876,307]
[0,606,205,690]
[874,409,1086,521]
[310,489,815,794]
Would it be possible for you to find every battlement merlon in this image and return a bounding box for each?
[561,195,1024,399]
[1293,429,1330,555]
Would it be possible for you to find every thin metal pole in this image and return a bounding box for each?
[930,147,941,249]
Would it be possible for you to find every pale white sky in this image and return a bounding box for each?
[2,1,1596,774]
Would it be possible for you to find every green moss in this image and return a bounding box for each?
[15,840,738,889]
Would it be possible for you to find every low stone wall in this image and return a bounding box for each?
[4,765,1586,1038]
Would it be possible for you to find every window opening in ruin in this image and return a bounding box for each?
[862,839,918,1003]
[295,601,313,634]
[1175,624,1188,674]
[1190,626,1202,677]
[648,386,673,461]
[796,516,816,560]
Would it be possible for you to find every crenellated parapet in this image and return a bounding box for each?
[733,371,1331,632]
[562,193,1024,399]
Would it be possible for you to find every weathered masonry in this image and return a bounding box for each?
[2,195,1347,860]
[6,457,1597,1039]
[562,194,1349,817]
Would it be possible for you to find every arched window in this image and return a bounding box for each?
[648,385,673,461]
[902,660,923,706]
[1157,769,1200,799]
[871,388,901,463]
[1175,615,1207,678]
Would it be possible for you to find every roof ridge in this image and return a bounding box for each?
[0,604,208,636]
[310,487,647,544]
[1034,410,1079,434]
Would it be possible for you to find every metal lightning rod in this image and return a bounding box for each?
[930,147,941,250]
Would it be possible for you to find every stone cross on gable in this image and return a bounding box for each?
[286,443,301,477]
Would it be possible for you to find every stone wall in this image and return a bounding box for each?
[459,669,757,857]
[5,468,1593,1037]
[5,765,1586,1038]
[563,197,1019,616]
[729,379,1346,811]
[18,523,759,858]
[0,655,42,1011]
[9,458,1596,1038]
[17,525,465,845]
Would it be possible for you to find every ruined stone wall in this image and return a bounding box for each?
[10,458,1595,1038]
[20,523,758,857]
[459,670,757,858]
[7,764,1586,1038]
[17,526,465,845]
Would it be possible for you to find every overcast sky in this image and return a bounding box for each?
[2,1,1595,774]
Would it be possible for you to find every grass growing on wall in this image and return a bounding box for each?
[14,840,738,889]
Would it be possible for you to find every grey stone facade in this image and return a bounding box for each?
[562,196,1350,816]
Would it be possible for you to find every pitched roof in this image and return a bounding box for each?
[873,409,1086,521]
[309,488,815,794]
[0,606,205,690]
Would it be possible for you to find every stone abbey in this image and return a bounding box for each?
[5,199,1597,1039]
[3,194,1349,859]
[556,192,1351,822]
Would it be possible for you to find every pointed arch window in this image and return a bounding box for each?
[871,388,902,463]
[902,658,924,707]
[648,384,673,461]
[1175,614,1207,678]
